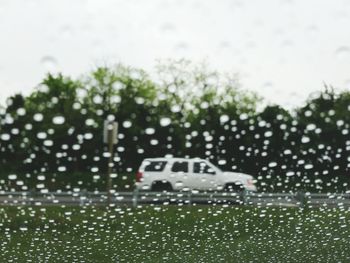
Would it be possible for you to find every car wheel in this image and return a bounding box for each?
[151,181,173,192]
[224,182,244,192]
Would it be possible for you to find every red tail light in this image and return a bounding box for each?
[136,171,143,182]
[247,179,254,186]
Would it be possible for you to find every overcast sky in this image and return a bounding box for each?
[1,0,350,108]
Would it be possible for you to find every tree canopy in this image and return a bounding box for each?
[0,63,349,193]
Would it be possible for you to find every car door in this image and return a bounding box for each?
[142,160,168,189]
[170,160,189,190]
[192,161,219,190]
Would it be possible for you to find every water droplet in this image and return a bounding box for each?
[218,160,226,165]
[239,113,248,120]
[171,105,181,113]
[85,119,95,126]
[25,124,32,130]
[150,139,158,145]
[200,102,209,109]
[123,120,132,128]
[40,56,58,72]
[336,120,344,126]
[107,114,115,121]
[52,116,65,125]
[268,162,277,168]
[286,171,295,177]
[174,41,189,52]
[175,181,184,188]
[93,95,103,104]
[33,113,44,122]
[84,133,93,140]
[315,178,323,184]
[37,132,47,140]
[135,97,145,105]
[145,128,155,135]
[17,108,26,116]
[44,140,53,147]
[58,166,66,172]
[1,134,10,141]
[301,136,310,143]
[8,174,17,180]
[19,226,28,232]
[160,22,176,33]
[335,46,350,61]
[306,124,316,131]
[264,131,273,137]
[305,164,313,170]
[160,117,171,127]
[344,79,350,89]
[60,25,73,39]
[11,128,19,135]
[37,175,45,181]
[220,115,229,123]
[91,167,99,173]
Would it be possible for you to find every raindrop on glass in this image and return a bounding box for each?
[160,117,171,127]
[52,116,65,125]
[40,56,58,72]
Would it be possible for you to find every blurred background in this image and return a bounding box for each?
[1,0,350,193]
[1,0,350,108]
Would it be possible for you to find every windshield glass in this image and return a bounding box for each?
[1,0,349,262]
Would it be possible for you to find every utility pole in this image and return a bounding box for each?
[104,120,118,206]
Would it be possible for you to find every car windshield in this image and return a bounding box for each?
[1,1,349,262]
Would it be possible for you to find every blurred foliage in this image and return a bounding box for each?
[0,62,349,193]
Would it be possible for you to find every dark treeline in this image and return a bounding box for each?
[1,61,349,192]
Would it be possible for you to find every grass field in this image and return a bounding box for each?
[0,205,350,262]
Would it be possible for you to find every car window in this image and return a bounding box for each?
[144,161,167,172]
[171,161,188,173]
[193,162,216,175]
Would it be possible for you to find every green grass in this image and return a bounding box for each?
[0,205,350,262]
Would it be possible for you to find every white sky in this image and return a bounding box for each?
[0,0,350,109]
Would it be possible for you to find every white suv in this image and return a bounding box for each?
[136,157,257,192]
